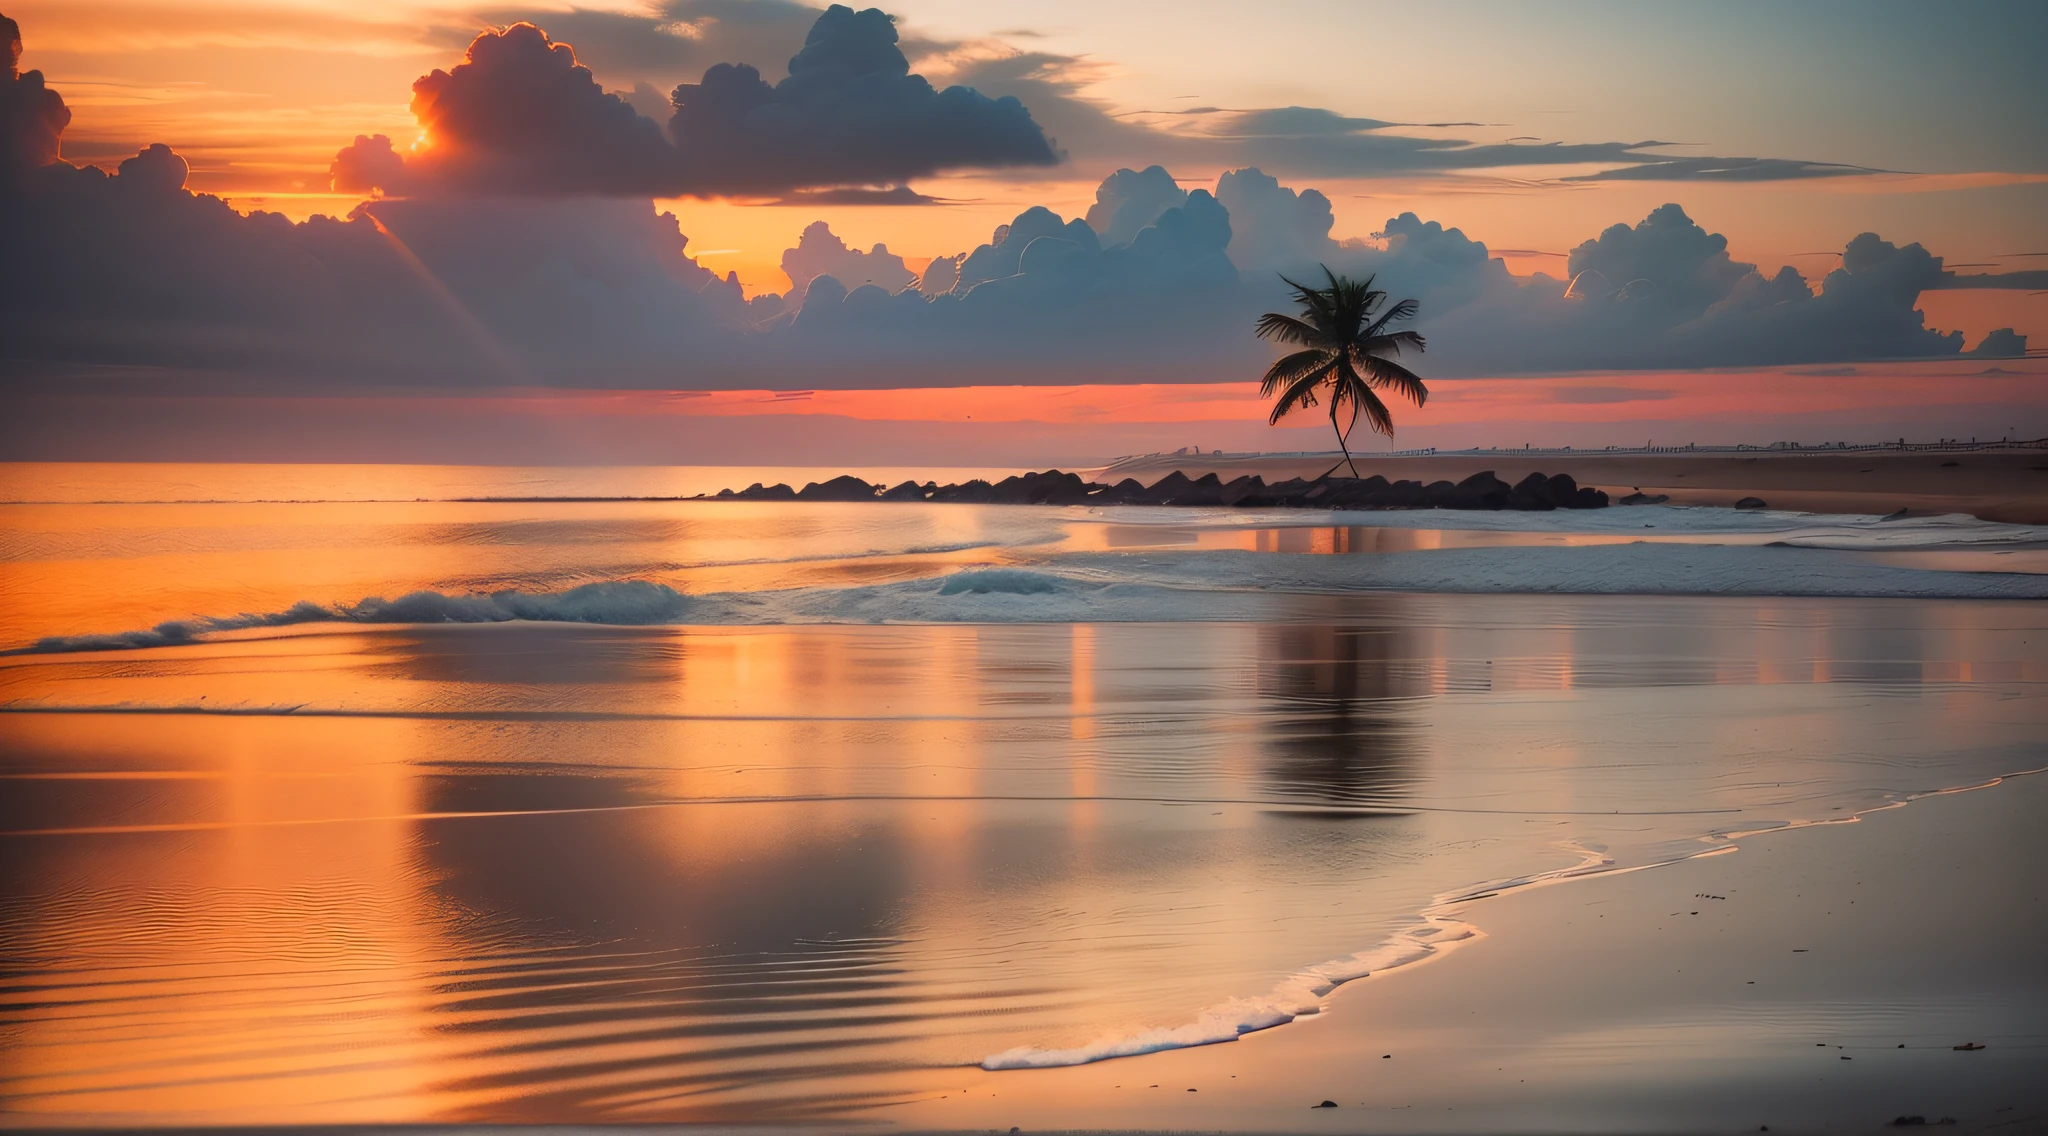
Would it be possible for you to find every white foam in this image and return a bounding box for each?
[979,921,1475,1069]
[16,581,690,655]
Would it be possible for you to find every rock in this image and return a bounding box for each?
[715,466,1611,512]
[929,478,995,503]
[1219,474,1268,505]
[1455,470,1512,509]
[1951,1041,1985,1050]
[1734,496,1768,510]
[1618,491,1669,505]
[1093,478,1151,504]
[1509,472,1558,510]
[1313,1100,1338,1109]
[1168,472,1227,506]
[796,474,878,501]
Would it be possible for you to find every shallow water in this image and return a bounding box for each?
[1,464,2044,1123]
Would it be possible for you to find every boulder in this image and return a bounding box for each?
[1092,478,1151,504]
[1734,496,1768,510]
[1509,472,1558,510]
[930,479,995,503]
[796,475,879,501]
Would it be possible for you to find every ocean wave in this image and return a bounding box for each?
[13,539,2048,656]
[12,581,690,655]
[937,568,1068,595]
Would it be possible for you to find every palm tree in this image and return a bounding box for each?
[1255,268,1428,479]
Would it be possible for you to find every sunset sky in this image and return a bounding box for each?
[3,0,2044,462]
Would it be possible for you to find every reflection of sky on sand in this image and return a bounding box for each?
[3,599,2043,1121]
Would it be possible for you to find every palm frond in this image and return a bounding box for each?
[1360,329,1427,358]
[1268,363,1334,424]
[1356,351,1429,407]
[1360,297,1419,339]
[1259,348,1335,397]
[1255,312,1323,345]
[1349,383,1395,437]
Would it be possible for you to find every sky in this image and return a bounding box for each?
[2,0,2045,462]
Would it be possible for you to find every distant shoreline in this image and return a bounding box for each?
[1089,444,2048,524]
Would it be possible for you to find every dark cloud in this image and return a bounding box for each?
[665,5,1056,194]
[946,45,1891,185]
[1210,107,1402,135]
[1965,329,2025,357]
[442,0,824,87]
[1927,268,2048,290]
[1570,155,1885,181]
[339,21,677,196]
[335,5,1057,198]
[2,12,68,177]
[772,184,938,205]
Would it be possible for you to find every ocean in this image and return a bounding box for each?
[2,463,2044,1123]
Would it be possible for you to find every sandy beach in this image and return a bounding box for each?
[1095,447,2048,524]
[889,770,2048,1134]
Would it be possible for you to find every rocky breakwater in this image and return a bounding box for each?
[714,469,1609,510]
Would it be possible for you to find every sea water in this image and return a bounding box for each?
[1,463,2044,1122]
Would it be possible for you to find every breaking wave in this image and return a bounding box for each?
[14,581,690,655]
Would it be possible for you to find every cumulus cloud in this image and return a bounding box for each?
[1212,166,1340,272]
[1360,204,2000,373]
[1085,165,1186,247]
[780,220,916,293]
[759,183,1255,382]
[5,137,750,383]
[340,5,1058,198]
[666,4,1055,194]
[1564,203,1757,315]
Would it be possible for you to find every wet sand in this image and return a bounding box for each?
[1094,447,2048,523]
[890,770,2048,1134]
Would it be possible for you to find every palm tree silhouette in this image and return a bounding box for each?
[1255,268,1428,478]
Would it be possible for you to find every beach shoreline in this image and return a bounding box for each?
[885,769,2048,1134]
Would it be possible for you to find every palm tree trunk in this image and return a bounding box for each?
[1318,401,1361,479]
